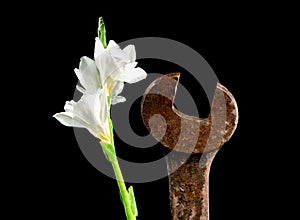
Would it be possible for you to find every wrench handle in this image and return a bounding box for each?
[166,150,218,220]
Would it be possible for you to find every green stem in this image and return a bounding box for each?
[97,15,137,220]
[101,96,137,220]
[111,156,136,220]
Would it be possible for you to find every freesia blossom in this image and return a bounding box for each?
[54,38,146,142]
[53,88,111,142]
[75,38,147,104]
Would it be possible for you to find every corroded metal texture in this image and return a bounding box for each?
[166,151,217,220]
[141,73,238,154]
[141,73,238,220]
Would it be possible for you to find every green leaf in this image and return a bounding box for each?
[100,141,115,162]
[98,17,107,48]
[128,186,138,217]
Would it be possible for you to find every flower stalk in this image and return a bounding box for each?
[100,95,137,220]
[98,17,138,220]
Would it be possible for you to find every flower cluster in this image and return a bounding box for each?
[54,38,146,143]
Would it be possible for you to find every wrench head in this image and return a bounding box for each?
[141,73,238,153]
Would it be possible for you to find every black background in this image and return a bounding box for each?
[12,4,292,220]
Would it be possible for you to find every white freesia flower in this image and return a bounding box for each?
[95,39,147,84]
[54,37,147,142]
[53,88,111,143]
[75,38,146,104]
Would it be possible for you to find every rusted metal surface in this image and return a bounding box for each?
[141,73,238,220]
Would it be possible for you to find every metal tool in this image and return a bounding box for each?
[141,73,238,220]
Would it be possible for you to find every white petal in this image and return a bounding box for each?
[94,37,105,59]
[122,45,136,61]
[111,96,126,105]
[96,89,111,140]
[109,46,131,63]
[118,65,147,83]
[95,52,114,83]
[53,112,87,128]
[54,89,111,139]
[105,76,124,96]
[64,100,76,112]
[75,92,101,127]
[76,85,85,93]
[95,42,137,83]
[97,89,109,127]
[107,40,119,49]
[76,56,93,73]
[126,61,138,68]
[109,67,124,81]
[75,57,100,93]
[72,89,109,138]
[95,51,126,84]
[110,81,124,98]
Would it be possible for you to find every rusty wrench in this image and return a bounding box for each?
[141,73,238,220]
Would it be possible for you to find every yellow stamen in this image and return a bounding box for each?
[99,134,110,143]
[107,85,112,94]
